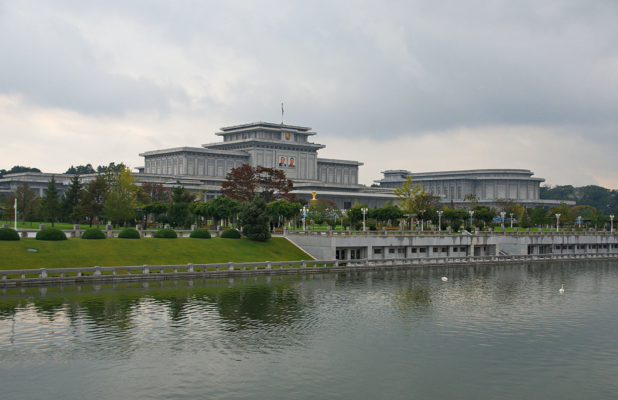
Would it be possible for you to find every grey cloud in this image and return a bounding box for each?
[1,0,618,139]
[0,2,189,116]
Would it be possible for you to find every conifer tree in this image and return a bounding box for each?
[62,173,84,223]
[239,195,271,242]
[40,175,62,227]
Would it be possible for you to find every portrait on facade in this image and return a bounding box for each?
[279,156,286,167]
[289,157,295,167]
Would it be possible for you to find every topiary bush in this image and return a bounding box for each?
[118,228,141,239]
[0,228,20,241]
[36,228,67,241]
[154,228,178,239]
[189,228,211,239]
[81,228,106,240]
[220,228,241,239]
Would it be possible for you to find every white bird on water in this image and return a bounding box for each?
[559,284,565,294]
[441,277,448,282]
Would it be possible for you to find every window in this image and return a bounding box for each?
[374,248,382,254]
[433,248,439,253]
[461,247,466,252]
[398,248,405,254]
[442,247,447,252]
[411,248,417,253]
[389,248,395,254]
[453,248,459,252]
[419,248,426,253]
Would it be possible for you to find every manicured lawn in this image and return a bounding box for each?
[0,237,312,270]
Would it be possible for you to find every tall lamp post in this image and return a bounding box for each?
[437,211,443,232]
[500,211,506,232]
[577,216,582,229]
[469,210,474,230]
[420,209,425,230]
[361,207,368,231]
[14,198,17,230]
[555,213,561,232]
[510,213,514,228]
[341,209,347,230]
[302,206,308,231]
[611,215,614,232]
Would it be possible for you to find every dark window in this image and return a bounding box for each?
[389,248,395,254]
[411,248,417,253]
[344,202,352,209]
[420,248,426,253]
[374,248,382,254]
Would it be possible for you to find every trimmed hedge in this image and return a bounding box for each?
[189,228,211,239]
[118,228,141,239]
[81,228,106,240]
[221,228,241,239]
[0,228,20,241]
[36,228,67,241]
[154,228,178,239]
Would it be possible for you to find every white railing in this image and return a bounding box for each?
[1,253,617,287]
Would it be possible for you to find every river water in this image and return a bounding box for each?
[1,261,617,400]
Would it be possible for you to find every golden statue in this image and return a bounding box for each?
[310,190,318,205]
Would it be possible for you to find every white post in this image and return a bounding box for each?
[437,211,443,232]
[500,211,506,232]
[510,213,514,228]
[611,215,614,232]
[469,210,474,230]
[14,198,17,230]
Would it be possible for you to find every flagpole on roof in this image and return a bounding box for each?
[281,103,284,125]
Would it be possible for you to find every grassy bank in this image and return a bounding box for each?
[0,237,312,270]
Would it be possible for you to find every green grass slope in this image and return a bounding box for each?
[0,237,312,270]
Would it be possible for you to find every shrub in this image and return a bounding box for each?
[220,228,241,239]
[189,228,211,239]
[118,228,141,239]
[36,228,67,241]
[0,228,20,241]
[154,228,178,239]
[81,228,106,240]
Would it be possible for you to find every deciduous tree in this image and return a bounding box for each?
[103,165,140,227]
[222,164,293,203]
[81,174,109,228]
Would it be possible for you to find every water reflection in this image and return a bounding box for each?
[0,261,617,400]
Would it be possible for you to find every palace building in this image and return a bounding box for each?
[0,121,573,209]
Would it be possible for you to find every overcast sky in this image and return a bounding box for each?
[1,0,618,187]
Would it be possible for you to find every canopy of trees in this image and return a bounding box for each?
[0,166,41,178]
[541,184,618,215]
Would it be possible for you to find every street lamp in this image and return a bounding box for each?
[341,209,347,230]
[611,215,614,232]
[500,211,506,232]
[577,215,582,229]
[361,207,368,230]
[510,213,514,228]
[302,206,308,231]
[469,210,474,230]
[555,213,561,232]
[437,211,443,232]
